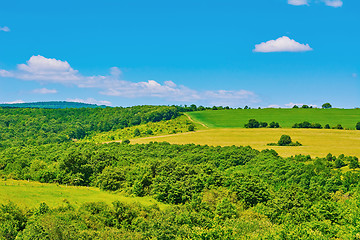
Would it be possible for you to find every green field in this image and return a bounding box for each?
[0,179,167,210]
[187,108,360,129]
[131,128,360,158]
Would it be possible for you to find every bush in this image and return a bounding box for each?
[245,119,260,128]
[322,103,332,109]
[269,122,280,128]
[260,122,268,128]
[188,125,195,131]
[333,124,343,130]
[278,135,292,146]
[292,121,322,129]
[133,128,141,137]
[324,124,330,129]
[356,122,360,130]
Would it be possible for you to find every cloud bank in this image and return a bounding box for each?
[32,88,58,94]
[0,55,259,106]
[288,0,343,7]
[0,26,10,32]
[323,0,343,7]
[288,0,309,6]
[254,36,313,53]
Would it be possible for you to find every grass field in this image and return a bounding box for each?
[131,128,360,158]
[188,108,360,129]
[0,179,167,210]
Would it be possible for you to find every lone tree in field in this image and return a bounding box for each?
[278,135,292,146]
[322,103,332,109]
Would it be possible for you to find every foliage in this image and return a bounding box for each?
[293,121,322,129]
[0,101,106,109]
[0,105,181,147]
[356,122,360,130]
[322,103,332,109]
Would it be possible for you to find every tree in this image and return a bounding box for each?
[356,122,360,130]
[133,128,140,137]
[188,125,195,131]
[293,105,299,108]
[245,119,260,128]
[269,122,280,128]
[324,124,330,129]
[322,103,332,109]
[278,135,292,146]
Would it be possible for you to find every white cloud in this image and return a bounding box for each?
[288,0,309,6]
[285,102,318,108]
[0,26,10,32]
[0,55,259,106]
[67,98,112,106]
[32,88,58,94]
[254,36,313,53]
[3,100,25,104]
[268,104,281,108]
[323,0,343,7]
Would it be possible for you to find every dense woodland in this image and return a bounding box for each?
[1,105,360,239]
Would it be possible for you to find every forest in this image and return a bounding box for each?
[1,105,360,239]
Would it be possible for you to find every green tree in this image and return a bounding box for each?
[133,128,141,137]
[356,122,360,130]
[322,103,332,109]
[278,135,292,146]
[245,119,260,128]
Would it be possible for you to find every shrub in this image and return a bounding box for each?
[322,103,332,109]
[269,122,280,128]
[133,128,141,136]
[260,122,268,128]
[188,125,195,131]
[292,121,322,129]
[349,158,359,169]
[324,124,330,129]
[333,124,343,130]
[245,119,260,128]
[334,159,346,168]
[278,135,292,146]
[356,122,360,130]
[146,129,153,135]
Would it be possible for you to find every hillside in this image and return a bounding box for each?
[187,108,360,129]
[0,101,107,109]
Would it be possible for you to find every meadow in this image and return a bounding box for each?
[131,128,360,158]
[187,108,360,129]
[0,179,167,209]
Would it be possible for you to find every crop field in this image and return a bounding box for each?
[131,128,360,158]
[0,179,167,209]
[187,108,360,129]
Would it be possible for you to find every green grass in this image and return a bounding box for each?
[84,115,205,143]
[0,179,168,210]
[188,108,360,129]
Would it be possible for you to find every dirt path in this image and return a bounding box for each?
[184,113,209,128]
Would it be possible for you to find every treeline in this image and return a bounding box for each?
[1,141,360,238]
[0,101,106,109]
[0,106,180,147]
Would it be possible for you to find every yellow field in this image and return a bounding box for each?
[130,128,360,158]
[0,179,167,209]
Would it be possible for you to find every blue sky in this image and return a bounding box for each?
[0,0,359,108]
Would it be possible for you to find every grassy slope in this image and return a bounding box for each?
[86,115,206,143]
[131,128,360,158]
[187,108,360,129]
[0,179,167,210]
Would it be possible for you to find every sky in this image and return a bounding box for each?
[0,0,359,108]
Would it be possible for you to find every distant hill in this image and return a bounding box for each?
[0,101,108,109]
